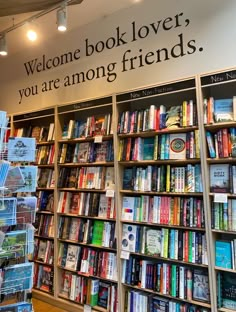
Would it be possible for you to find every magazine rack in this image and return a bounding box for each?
[0,112,36,312]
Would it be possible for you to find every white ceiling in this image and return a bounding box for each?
[0,0,140,56]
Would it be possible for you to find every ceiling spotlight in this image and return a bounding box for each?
[57,5,67,32]
[0,35,8,56]
[26,22,38,41]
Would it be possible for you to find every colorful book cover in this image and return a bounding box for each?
[221,272,236,309]
[97,282,110,308]
[92,220,104,246]
[169,133,186,159]
[142,137,154,160]
[121,196,135,221]
[192,269,210,302]
[214,98,233,122]
[215,241,232,269]
[210,164,230,193]
[121,224,138,252]
[65,244,80,270]
[165,105,181,129]
[144,228,161,256]
[39,265,54,293]
[8,137,36,162]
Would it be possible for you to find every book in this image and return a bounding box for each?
[37,168,52,189]
[121,196,135,221]
[192,269,210,302]
[215,240,232,269]
[165,105,181,129]
[210,164,230,193]
[8,137,36,162]
[39,265,54,292]
[220,272,236,309]
[169,133,186,159]
[121,224,138,252]
[37,239,47,262]
[65,244,80,270]
[144,227,161,256]
[97,282,111,308]
[92,220,104,246]
[214,98,234,122]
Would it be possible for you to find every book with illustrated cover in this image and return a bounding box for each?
[16,196,37,224]
[74,142,91,163]
[94,142,109,162]
[169,133,186,159]
[210,164,230,193]
[144,227,161,256]
[214,98,234,122]
[0,230,27,259]
[65,244,80,270]
[121,224,138,252]
[97,282,110,308]
[2,262,33,293]
[36,240,47,262]
[60,271,72,297]
[104,167,115,190]
[0,198,17,226]
[215,241,232,269]
[37,168,52,189]
[92,220,104,246]
[165,105,181,129]
[39,265,54,293]
[219,272,236,309]
[8,137,36,162]
[31,126,41,143]
[192,269,210,302]
[121,196,135,221]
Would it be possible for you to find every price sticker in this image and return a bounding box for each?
[120,250,130,260]
[106,189,115,197]
[84,304,92,312]
[94,135,103,143]
[214,193,228,203]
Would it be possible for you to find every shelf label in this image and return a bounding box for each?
[121,250,130,260]
[116,79,195,102]
[94,135,103,143]
[201,69,236,86]
[214,193,228,203]
[106,189,115,197]
[84,305,92,312]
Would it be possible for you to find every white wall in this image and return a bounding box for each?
[0,0,236,113]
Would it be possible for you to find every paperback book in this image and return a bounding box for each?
[210,164,230,193]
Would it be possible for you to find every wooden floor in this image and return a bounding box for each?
[32,298,68,312]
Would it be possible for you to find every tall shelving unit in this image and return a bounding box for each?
[199,68,236,312]
[114,78,212,312]
[12,108,56,301]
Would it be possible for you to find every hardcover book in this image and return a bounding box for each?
[210,164,230,193]
[215,240,232,269]
[121,196,135,221]
[192,269,210,302]
[214,98,234,122]
[8,137,36,162]
[144,228,161,256]
[97,282,110,309]
[65,244,80,270]
[169,133,186,159]
[221,272,236,309]
[39,265,54,293]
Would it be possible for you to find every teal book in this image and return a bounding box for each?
[142,137,154,160]
[215,240,232,269]
[221,272,236,309]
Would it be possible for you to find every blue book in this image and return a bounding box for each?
[215,240,232,269]
[214,98,233,122]
[8,137,36,162]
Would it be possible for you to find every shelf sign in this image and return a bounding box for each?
[94,135,103,143]
[58,96,112,113]
[201,69,236,86]
[214,193,228,203]
[13,108,54,121]
[84,305,92,312]
[116,79,195,102]
[120,250,130,260]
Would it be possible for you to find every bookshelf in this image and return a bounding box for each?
[114,78,212,312]
[55,96,117,311]
[12,108,56,298]
[200,68,236,311]
[6,67,236,311]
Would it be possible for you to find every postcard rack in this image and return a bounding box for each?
[0,112,36,312]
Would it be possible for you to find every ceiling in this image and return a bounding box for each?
[0,0,137,56]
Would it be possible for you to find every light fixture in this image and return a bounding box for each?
[57,5,67,32]
[0,35,8,56]
[26,22,38,41]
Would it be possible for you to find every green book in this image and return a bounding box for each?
[90,279,99,306]
[91,220,104,246]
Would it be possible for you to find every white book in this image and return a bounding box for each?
[122,196,135,221]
